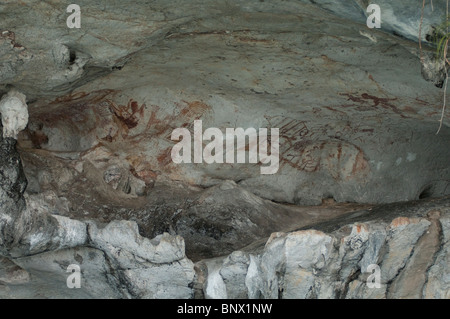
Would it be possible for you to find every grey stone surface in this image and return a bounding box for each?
[10,247,123,299]
[1,134,449,298]
[380,217,430,283]
[0,257,30,285]
[201,198,450,299]
[302,0,447,42]
[0,120,89,258]
[88,220,186,265]
[0,1,444,99]
[422,216,450,299]
[0,124,27,254]
[0,89,28,139]
[0,0,447,206]
[220,251,250,299]
[0,0,449,299]
[120,259,195,299]
[388,211,442,298]
[0,124,196,298]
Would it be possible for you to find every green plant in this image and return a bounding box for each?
[420,0,449,134]
[435,9,449,134]
[434,14,450,64]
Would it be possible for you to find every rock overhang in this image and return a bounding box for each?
[0,0,449,299]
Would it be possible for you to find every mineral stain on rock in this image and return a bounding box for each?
[0,0,449,299]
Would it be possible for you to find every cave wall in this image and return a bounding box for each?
[0,0,449,299]
[9,0,450,205]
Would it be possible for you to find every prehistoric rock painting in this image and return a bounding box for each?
[266,115,370,181]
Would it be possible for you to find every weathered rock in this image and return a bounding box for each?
[220,251,250,299]
[0,1,444,98]
[87,220,195,298]
[277,230,333,298]
[88,220,186,265]
[0,0,449,299]
[121,259,195,299]
[0,257,30,285]
[4,194,88,258]
[303,0,446,42]
[0,90,28,139]
[380,217,430,284]
[0,120,90,258]
[0,0,443,207]
[201,197,450,299]
[0,123,196,298]
[0,123,27,235]
[11,247,123,299]
[388,211,442,298]
[422,215,450,299]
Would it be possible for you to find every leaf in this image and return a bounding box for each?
[436,34,448,59]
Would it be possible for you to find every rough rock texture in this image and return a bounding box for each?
[8,1,448,206]
[0,0,449,299]
[306,0,447,42]
[0,89,28,139]
[87,220,195,299]
[0,1,444,99]
[0,122,195,298]
[0,123,449,298]
[199,198,450,299]
[0,121,87,258]
[0,124,27,249]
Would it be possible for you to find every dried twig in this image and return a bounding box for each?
[437,62,448,134]
[437,0,449,134]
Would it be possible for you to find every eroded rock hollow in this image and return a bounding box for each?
[0,0,449,299]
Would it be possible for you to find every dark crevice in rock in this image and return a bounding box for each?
[294,197,450,235]
[340,269,361,299]
[419,184,435,199]
[103,252,133,299]
[383,247,412,297]
[422,215,445,298]
[68,50,77,66]
[385,213,441,298]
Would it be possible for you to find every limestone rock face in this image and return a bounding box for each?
[7,0,448,206]
[0,121,28,256]
[202,199,450,299]
[0,128,87,258]
[0,90,28,139]
[0,122,449,298]
[0,124,195,298]
[0,0,449,299]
